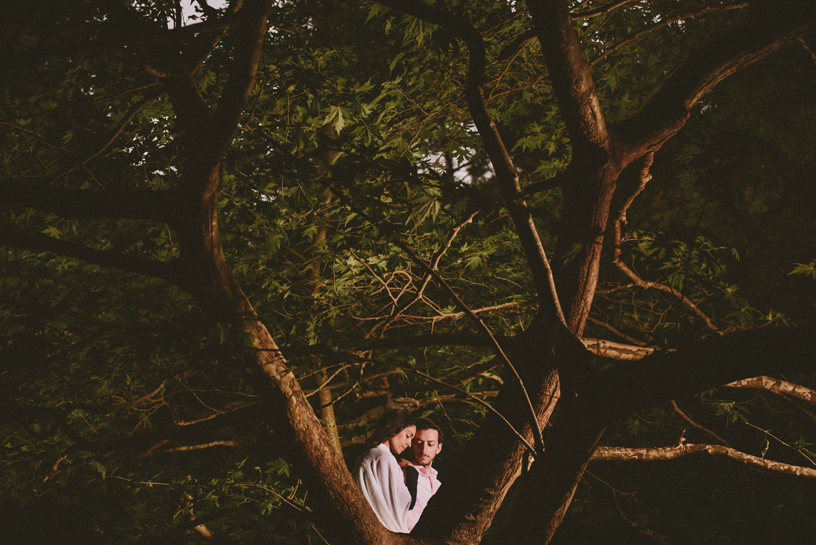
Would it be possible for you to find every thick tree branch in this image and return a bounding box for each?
[592,443,816,478]
[527,0,610,149]
[615,0,816,153]
[209,0,274,163]
[725,376,816,405]
[0,230,183,286]
[0,178,177,224]
[589,326,816,421]
[581,338,657,361]
[5,6,242,61]
[525,0,621,335]
[505,326,816,544]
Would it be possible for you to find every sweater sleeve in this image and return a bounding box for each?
[353,446,413,533]
[404,466,419,509]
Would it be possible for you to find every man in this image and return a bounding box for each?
[400,418,443,531]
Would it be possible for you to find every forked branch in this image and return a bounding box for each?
[610,153,723,334]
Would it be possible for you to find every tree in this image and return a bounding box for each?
[2,0,816,543]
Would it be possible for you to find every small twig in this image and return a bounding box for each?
[348,248,399,306]
[304,365,352,399]
[742,421,816,468]
[587,316,647,346]
[109,381,167,413]
[585,470,670,545]
[671,399,730,447]
[370,211,479,336]
[799,37,816,67]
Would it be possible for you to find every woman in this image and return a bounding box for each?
[353,409,416,533]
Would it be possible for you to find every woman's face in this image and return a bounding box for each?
[385,425,416,456]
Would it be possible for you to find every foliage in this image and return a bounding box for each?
[2,1,816,544]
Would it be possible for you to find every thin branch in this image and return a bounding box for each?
[670,400,730,446]
[304,365,352,399]
[109,381,168,413]
[160,438,256,453]
[522,170,569,197]
[742,420,816,468]
[369,211,479,336]
[58,89,165,179]
[347,248,399,306]
[611,257,724,334]
[573,0,637,20]
[428,301,522,321]
[357,332,515,351]
[407,368,537,457]
[592,443,816,478]
[585,470,670,545]
[588,3,750,69]
[799,37,816,66]
[587,315,648,346]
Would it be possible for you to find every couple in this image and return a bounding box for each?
[353,409,443,533]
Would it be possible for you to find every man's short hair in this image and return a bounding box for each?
[415,417,444,443]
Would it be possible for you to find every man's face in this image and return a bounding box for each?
[412,428,442,467]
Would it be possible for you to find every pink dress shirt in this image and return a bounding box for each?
[405,464,441,530]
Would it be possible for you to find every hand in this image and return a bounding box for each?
[398,458,413,468]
